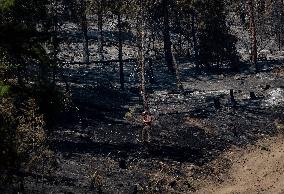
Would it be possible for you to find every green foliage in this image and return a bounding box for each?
[0,80,69,170]
[0,82,10,96]
[0,92,46,168]
[260,144,271,152]
[15,98,45,156]
[0,1,69,162]
[124,104,143,123]
[0,0,15,11]
[0,0,51,86]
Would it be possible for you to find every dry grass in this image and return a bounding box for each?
[272,67,284,78]
[275,119,284,131]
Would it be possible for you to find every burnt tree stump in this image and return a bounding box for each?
[230,89,237,107]
[250,91,257,100]
[214,98,221,109]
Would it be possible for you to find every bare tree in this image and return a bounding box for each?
[191,9,199,72]
[162,0,175,74]
[81,0,89,63]
[117,11,124,89]
[248,0,258,71]
[97,0,104,61]
[137,0,148,112]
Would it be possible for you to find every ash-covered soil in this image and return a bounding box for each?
[2,61,284,194]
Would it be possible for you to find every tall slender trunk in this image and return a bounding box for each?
[172,46,183,91]
[162,0,174,74]
[248,0,258,71]
[52,5,59,86]
[187,39,190,57]
[178,33,182,56]
[98,0,104,61]
[148,58,155,84]
[81,0,89,63]
[279,0,284,51]
[47,0,59,86]
[52,32,59,85]
[16,57,25,86]
[176,11,182,56]
[151,30,156,57]
[138,0,148,112]
[279,33,282,51]
[118,13,124,89]
[191,9,199,72]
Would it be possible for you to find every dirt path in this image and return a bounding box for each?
[198,135,284,194]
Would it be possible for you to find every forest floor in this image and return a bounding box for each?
[2,59,284,194]
[197,135,284,194]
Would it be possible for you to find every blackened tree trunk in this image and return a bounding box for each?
[118,13,124,89]
[148,58,155,84]
[172,46,183,91]
[51,1,59,86]
[51,30,59,85]
[151,30,157,57]
[279,0,284,51]
[178,33,182,55]
[98,0,104,61]
[138,0,148,112]
[248,0,257,71]
[191,9,199,73]
[81,0,89,63]
[278,32,282,51]
[162,0,175,74]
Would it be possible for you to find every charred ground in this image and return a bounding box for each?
[2,59,283,194]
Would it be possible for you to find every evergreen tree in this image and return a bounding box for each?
[0,0,51,85]
[196,0,239,71]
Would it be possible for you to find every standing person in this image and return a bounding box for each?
[141,111,152,144]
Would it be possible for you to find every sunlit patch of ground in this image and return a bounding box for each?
[197,135,284,194]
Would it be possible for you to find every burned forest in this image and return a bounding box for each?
[1,0,284,193]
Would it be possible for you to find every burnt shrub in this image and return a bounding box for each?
[0,93,45,169]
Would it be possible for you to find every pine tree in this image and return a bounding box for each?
[196,0,239,72]
[0,0,51,85]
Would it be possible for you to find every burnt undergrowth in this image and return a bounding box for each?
[2,61,284,193]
